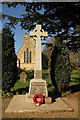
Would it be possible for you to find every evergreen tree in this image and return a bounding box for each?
[1,2,80,52]
[49,38,71,90]
[2,27,17,92]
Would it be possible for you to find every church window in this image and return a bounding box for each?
[19,60,20,67]
[24,51,25,63]
[30,51,31,63]
[27,48,28,63]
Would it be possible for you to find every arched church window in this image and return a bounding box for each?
[24,51,25,63]
[27,48,28,63]
[30,51,31,63]
[19,60,20,67]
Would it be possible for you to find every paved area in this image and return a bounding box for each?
[5,95,73,113]
[2,92,80,119]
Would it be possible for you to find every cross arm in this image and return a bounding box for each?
[41,29,48,37]
[30,31,36,36]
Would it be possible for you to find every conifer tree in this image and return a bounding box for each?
[49,38,71,90]
[1,2,80,52]
[2,27,17,92]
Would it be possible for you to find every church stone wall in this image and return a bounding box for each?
[19,63,34,70]
[17,33,35,70]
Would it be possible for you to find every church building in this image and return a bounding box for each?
[17,32,35,70]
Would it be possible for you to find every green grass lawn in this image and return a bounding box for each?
[11,70,51,91]
[69,71,80,86]
[3,69,80,96]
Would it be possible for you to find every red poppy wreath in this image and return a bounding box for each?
[33,93,44,105]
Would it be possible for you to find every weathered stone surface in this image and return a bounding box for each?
[30,86,46,95]
[28,24,48,97]
[31,82,45,86]
[45,97,52,104]
[20,71,27,82]
[30,24,48,72]
[34,70,42,79]
[5,95,74,113]
[29,79,48,97]
[17,33,35,70]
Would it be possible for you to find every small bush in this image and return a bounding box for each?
[26,70,34,79]
[47,85,55,93]
[69,71,80,86]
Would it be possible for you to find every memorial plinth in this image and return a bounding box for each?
[29,79,48,97]
[28,24,48,97]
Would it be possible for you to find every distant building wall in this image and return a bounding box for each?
[17,32,35,70]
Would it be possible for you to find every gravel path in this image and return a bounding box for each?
[2,92,80,120]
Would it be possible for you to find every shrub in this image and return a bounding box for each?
[2,27,17,92]
[49,38,71,90]
[69,50,80,70]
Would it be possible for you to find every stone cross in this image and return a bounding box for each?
[30,24,48,79]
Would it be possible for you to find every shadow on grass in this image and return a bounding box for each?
[63,84,80,93]
[48,90,61,102]
[12,86,29,95]
[47,83,80,103]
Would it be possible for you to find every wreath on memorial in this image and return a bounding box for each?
[33,93,44,105]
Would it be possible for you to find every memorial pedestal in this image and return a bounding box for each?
[28,79,48,97]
